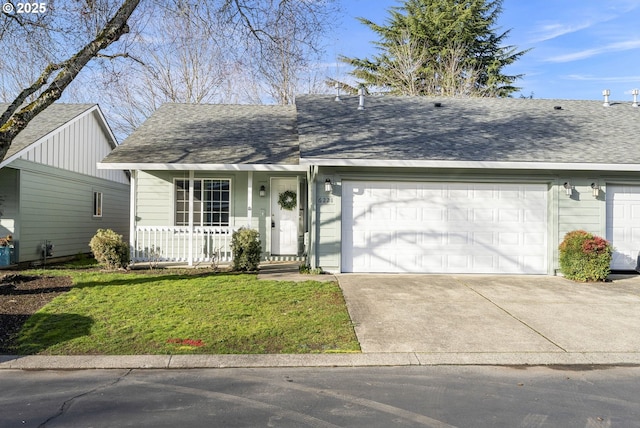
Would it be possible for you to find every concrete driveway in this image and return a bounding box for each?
[337,274,640,354]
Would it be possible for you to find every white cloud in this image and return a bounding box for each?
[529,22,594,43]
[564,74,640,82]
[546,39,640,63]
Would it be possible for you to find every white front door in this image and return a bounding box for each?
[341,181,548,274]
[271,178,298,255]
[606,185,640,270]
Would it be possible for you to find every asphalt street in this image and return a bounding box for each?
[2,366,640,427]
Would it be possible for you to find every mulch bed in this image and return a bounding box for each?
[0,273,73,354]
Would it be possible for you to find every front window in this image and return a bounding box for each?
[93,192,103,217]
[175,179,230,226]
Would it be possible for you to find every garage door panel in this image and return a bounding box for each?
[498,209,520,222]
[342,181,548,274]
[524,232,546,246]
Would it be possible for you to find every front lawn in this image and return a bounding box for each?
[11,269,360,355]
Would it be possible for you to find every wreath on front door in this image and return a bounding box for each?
[278,190,297,210]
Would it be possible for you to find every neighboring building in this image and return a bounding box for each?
[98,95,640,274]
[0,104,130,266]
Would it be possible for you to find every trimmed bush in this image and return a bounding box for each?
[558,230,612,282]
[231,228,261,272]
[89,229,130,270]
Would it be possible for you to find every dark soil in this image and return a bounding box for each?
[0,273,73,354]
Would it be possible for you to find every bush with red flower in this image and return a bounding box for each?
[559,230,613,282]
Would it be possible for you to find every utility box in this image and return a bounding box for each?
[0,246,12,267]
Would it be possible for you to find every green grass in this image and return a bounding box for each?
[12,269,361,355]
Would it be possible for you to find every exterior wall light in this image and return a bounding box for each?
[259,185,266,197]
[591,183,600,198]
[324,178,333,193]
[563,182,573,196]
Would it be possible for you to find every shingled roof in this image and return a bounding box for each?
[296,95,640,165]
[99,95,640,170]
[101,103,299,166]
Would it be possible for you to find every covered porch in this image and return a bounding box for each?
[127,168,311,266]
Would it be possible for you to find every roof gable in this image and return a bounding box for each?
[0,103,127,183]
[1,103,115,164]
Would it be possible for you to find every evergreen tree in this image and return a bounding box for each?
[339,0,527,97]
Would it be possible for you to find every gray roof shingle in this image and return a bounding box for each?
[100,95,640,167]
[1,103,97,162]
[296,95,640,164]
[101,103,299,165]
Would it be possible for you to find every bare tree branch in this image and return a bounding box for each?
[0,0,141,161]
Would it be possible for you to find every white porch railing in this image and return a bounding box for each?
[133,226,236,264]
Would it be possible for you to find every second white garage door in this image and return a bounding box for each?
[341,181,548,274]
[606,185,640,270]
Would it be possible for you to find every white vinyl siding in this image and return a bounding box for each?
[341,181,548,274]
[16,162,129,262]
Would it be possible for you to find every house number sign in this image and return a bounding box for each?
[317,197,334,204]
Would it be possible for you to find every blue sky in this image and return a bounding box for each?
[325,0,640,101]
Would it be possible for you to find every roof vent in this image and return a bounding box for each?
[358,87,365,110]
[434,102,442,108]
[632,88,639,107]
[554,106,562,110]
[334,83,341,102]
[602,89,611,107]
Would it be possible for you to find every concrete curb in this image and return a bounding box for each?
[2,353,640,370]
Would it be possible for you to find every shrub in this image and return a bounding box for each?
[299,263,323,275]
[558,230,612,282]
[89,229,130,270]
[231,228,261,272]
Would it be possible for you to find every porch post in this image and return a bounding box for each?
[308,166,317,269]
[247,170,253,227]
[129,170,136,263]
[188,170,195,266]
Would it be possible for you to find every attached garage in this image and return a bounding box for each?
[341,181,548,274]
[606,185,640,270]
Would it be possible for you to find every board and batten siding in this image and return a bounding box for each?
[18,109,128,185]
[16,161,129,262]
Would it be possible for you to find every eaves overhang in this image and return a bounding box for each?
[97,162,308,172]
[299,158,640,172]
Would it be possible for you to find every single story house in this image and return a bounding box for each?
[98,95,640,274]
[0,104,130,266]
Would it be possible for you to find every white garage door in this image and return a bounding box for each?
[606,185,640,270]
[341,181,548,274]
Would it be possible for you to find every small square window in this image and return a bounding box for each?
[93,192,103,217]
